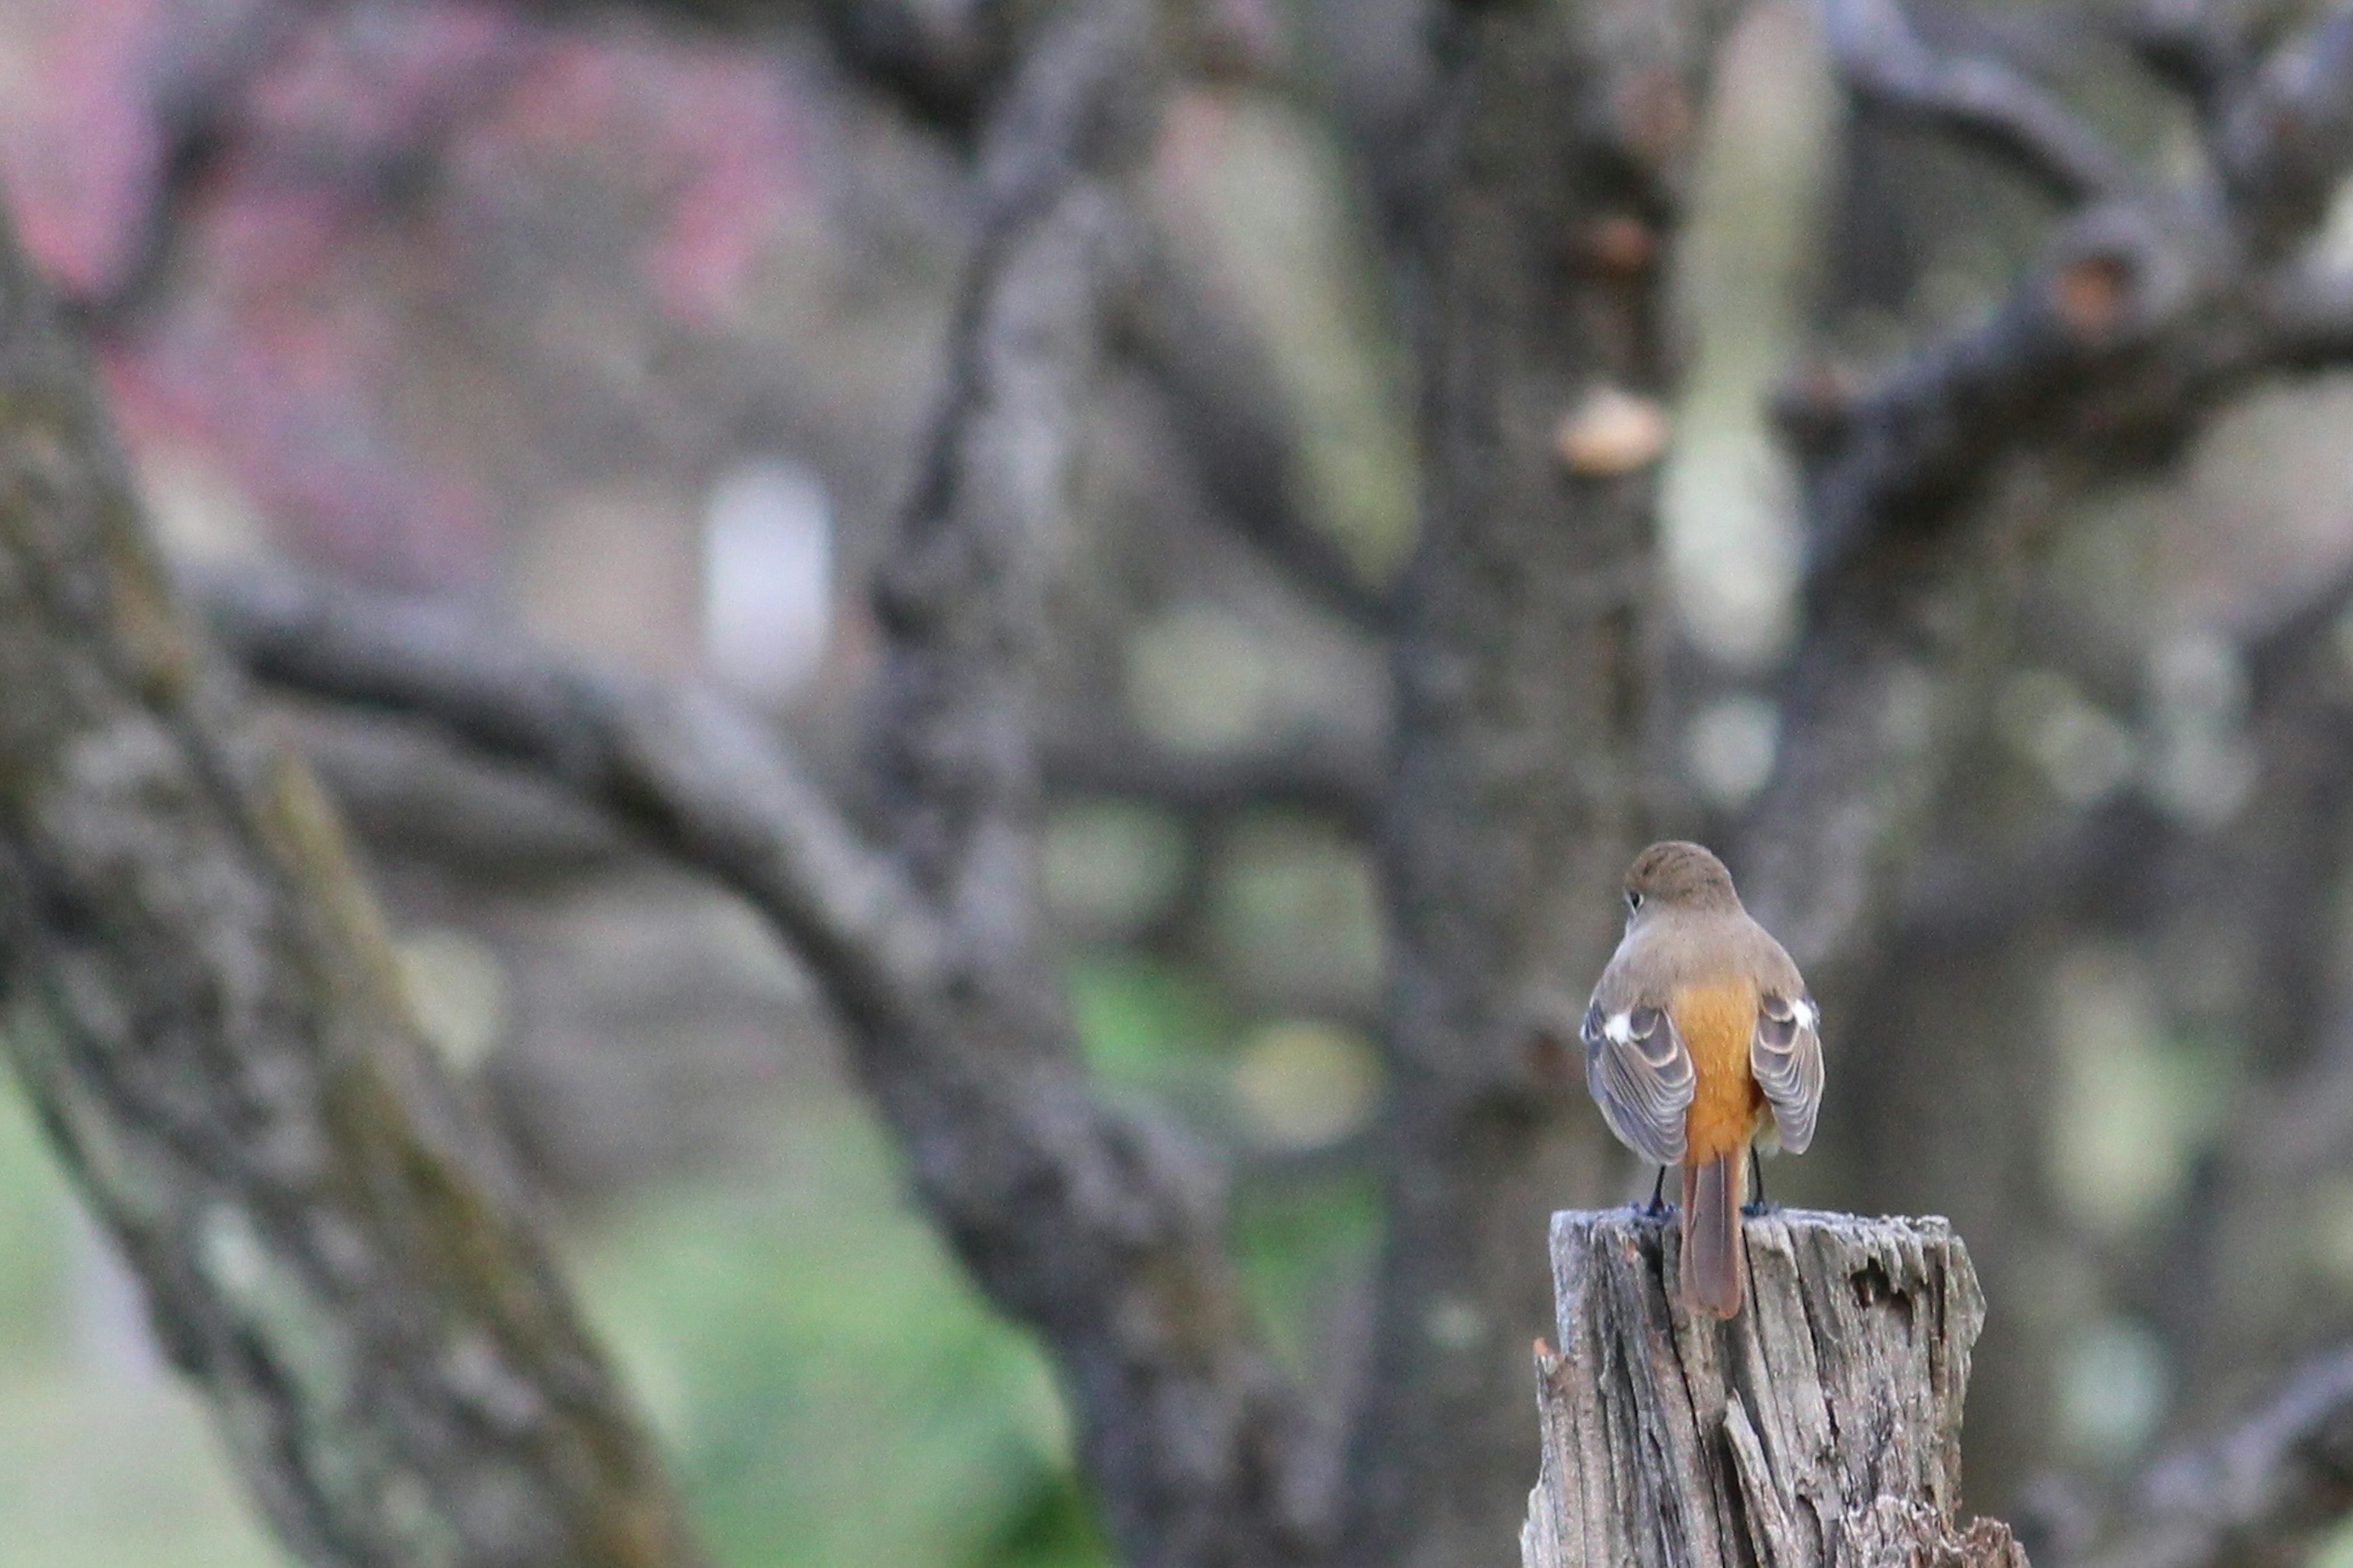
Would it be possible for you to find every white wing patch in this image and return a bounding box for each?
[1580,999,1694,1167]
[1752,990,1825,1156]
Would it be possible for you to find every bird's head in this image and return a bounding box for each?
[1621,840,1741,922]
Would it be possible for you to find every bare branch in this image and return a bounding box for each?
[2115,0,2245,114]
[866,0,1330,1558]
[1042,720,1384,828]
[60,2,306,327]
[2244,556,2353,697]
[1120,241,1395,632]
[195,568,947,1030]
[0,192,710,1568]
[279,706,628,874]
[1783,203,2192,578]
[1789,4,2353,576]
[2258,260,2353,370]
[1749,1,2353,979]
[2214,2,2353,258]
[1748,205,2207,977]
[1822,0,2137,206]
[203,570,1377,856]
[2070,1348,2353,1568]
[805,0,1010,133]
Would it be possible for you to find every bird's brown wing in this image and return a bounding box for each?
[1580,997,1694,1166]
[1751,990,1824,1154]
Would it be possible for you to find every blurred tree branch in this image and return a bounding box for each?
[2067,1346,2353,1568]
[526,0,1011,132]
[1043,718,1384,828]
[203,574,1381,843]
[1116,241,1396,632]
[1742,0,2353,984]
[197,569,949,1024]
[2122,561,2353,1418]
[281,707,631,875]
[822,2,1333,1556]
[59,1,303,328]
[2114,0,2245,115]
[0,198,711,1566]
[1791,0,2353,555]
[1824,0,2133,203]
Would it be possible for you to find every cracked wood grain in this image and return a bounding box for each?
[1520,1208,2022,1568]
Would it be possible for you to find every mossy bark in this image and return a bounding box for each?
[0,199,708,1568]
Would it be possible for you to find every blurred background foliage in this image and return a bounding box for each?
[6,0,2353,1561]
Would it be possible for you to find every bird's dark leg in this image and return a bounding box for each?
[1741,1145,1776,1217]
[1644,1166,1667,1218]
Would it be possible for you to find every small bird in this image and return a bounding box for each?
[1580,841,1823,1319]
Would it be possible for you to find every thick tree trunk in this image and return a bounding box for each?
[1350,1,1733,1561]
[1521,1208,2023,1568]
[0,194,709,1563]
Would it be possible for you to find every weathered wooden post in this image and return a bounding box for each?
[1521,1208,2025,1567]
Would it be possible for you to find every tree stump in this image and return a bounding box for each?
[1520,1207,2026,1567]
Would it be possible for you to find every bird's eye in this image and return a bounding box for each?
[1625,890,1643,912]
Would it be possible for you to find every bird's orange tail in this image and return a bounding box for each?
[1680,1153,1745,1319]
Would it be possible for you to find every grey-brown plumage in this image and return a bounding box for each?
[1579,842,1824,1316]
